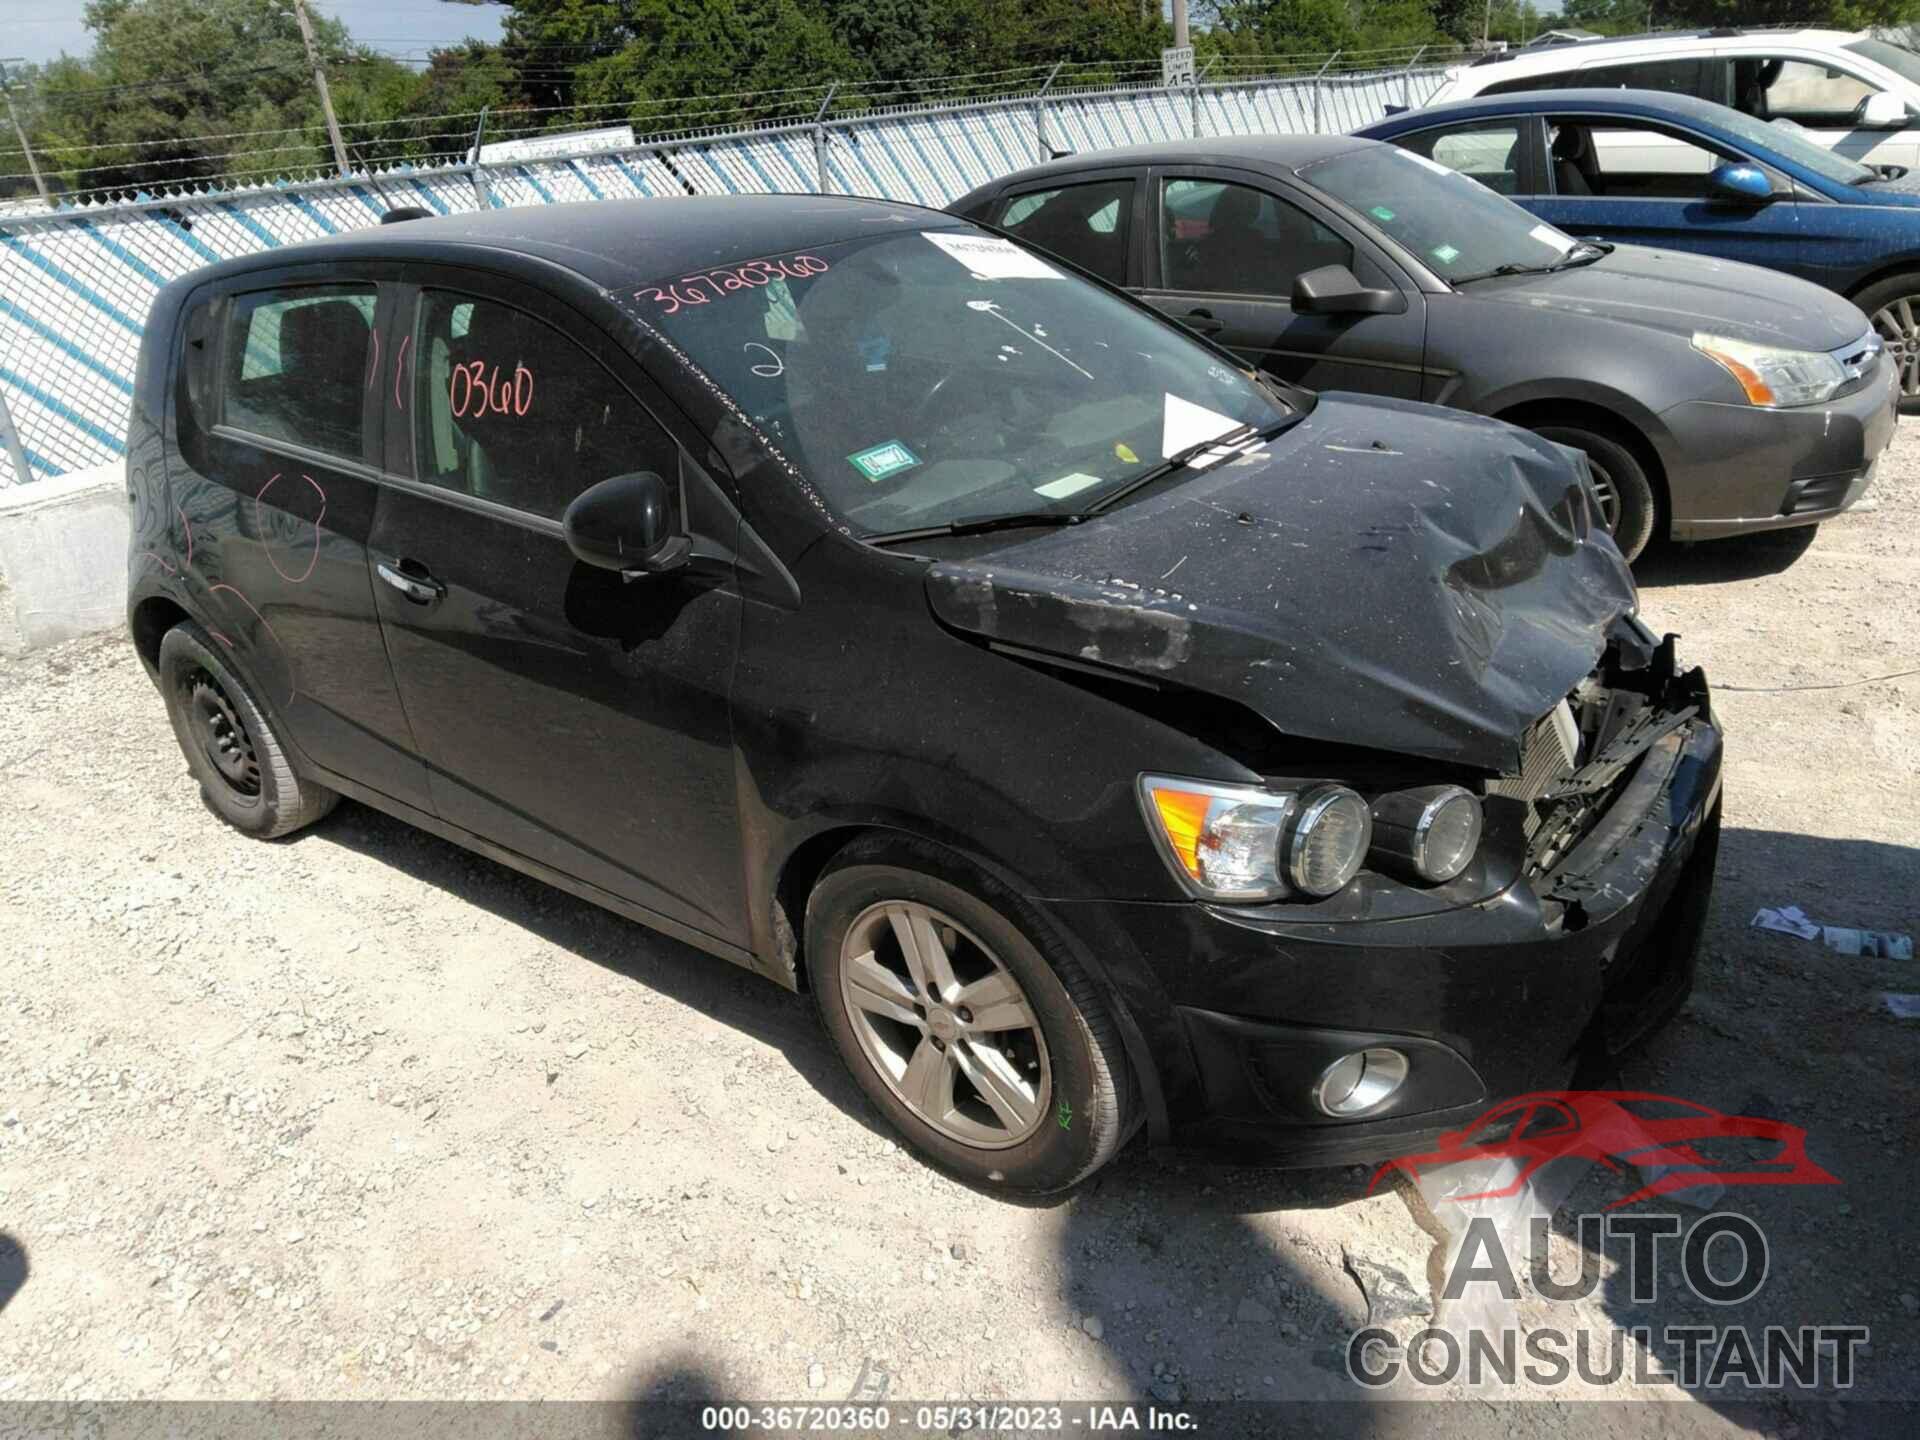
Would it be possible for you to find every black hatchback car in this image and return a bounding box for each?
[127,196,1722,1193]
[950,135,1896,561]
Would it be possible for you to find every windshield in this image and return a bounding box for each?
[1299,143,1581,283]
[625,228,1291,536]
[1709,104,1876,185]
[1846,36,1920,90]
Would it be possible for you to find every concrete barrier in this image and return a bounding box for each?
[0,460,128,655]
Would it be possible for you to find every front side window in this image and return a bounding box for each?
[623,228,1292,536]
[221,285,375,459]
[1735,56,1876,126]
[993,180,1133,286]
[1159,178,1353,297]
[1547,120,1732,199]
[412,292,673,521]
[1393,121,1527,196]
[1299,144,1579,283]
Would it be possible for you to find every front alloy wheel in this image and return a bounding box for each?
[839,900,1051,1148]
[807,838,1138,1193]
[1869,293,1920,401]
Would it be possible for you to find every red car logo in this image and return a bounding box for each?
[1370,1091,1839,1210]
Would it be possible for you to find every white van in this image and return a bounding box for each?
[1428,27,1920,171]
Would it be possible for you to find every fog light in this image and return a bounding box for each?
[1314,1048,1409,1117]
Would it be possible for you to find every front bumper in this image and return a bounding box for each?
[1658,351,1896,542]
[1037,673,1725,1166]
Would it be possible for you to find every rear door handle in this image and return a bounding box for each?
[376,559,445,605]
[1184,308,1225,335]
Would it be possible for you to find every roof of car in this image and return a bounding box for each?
[188,194,963,292]
[1366,87,1743,131]
[968,134,1376,191]
[1463,25,1861,71]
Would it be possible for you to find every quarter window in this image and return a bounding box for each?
[411,292,674,521]
[1160,178,1352,298]
[993,180,1134,285]
[221,285,375,460]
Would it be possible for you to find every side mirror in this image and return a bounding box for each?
[1858,91,1909,129]
[1291,263,1403,315]
[1707,162,1774,205]
[563,471,689,575]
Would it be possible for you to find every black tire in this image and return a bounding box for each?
[806,836,1138,1194]
[1532,422,1659,563]
[158,621,337,838]
[1852,271,1920,414]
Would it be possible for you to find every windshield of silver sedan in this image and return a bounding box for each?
[625,227,1293,536]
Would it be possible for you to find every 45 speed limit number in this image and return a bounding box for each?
[701,1404,1199,1431]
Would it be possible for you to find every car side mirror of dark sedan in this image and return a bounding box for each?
[1292,264,1402,315]
[1707,163,1775,206]
[563,470,689,576]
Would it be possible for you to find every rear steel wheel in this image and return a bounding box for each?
[183,668,262,797]
[839,900,1051,1149]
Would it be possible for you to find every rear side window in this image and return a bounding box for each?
[993,180,1133,286]
[411,291,674,521]
[1580,58,1711,97]
[221,286,375,460]
[1395,121,1528,195]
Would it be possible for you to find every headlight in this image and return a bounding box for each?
[1284,786,1372,896]
[1138,775,1370,901]
[1691,332,1847,407]
[1369,784,1483,884]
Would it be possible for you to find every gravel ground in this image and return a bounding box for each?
[1,423,1916,1431]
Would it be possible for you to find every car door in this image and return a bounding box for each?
[178,266,432,812]
[1526,114,1804,274]
[366,271,748,949]
[1137,166,1428,398]
[1724,49,1920,170]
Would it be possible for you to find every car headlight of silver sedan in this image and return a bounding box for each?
[1691,332,1848,408]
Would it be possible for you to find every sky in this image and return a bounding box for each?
[7,0,508,67]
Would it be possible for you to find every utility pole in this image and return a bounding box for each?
[0,58,51,208]
[290,0,352,178]
[1172,0,1190,50]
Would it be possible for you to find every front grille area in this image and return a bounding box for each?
[1487,702,1580,841]
[1829,328,1884,399]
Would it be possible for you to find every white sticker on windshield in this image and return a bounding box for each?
[925,231,1062,279]
[1529,224,1576,254]
[1162,394,1241,459]
[1035,472,1104,500]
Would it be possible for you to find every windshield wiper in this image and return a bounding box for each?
[864,510,1090,547]
[1083,416,1295,516]
[1547,240,1611,271]
[1456,241,1609,284]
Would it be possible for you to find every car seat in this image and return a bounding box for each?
[1551,126,1600,196]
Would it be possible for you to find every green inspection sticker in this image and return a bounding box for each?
[847,440,921,482]
[1370,205,1395,222]
[1432,243,1461,263]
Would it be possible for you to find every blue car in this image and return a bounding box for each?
[1357,89,1920,407]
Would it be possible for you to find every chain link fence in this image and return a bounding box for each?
[0,54,1458,488]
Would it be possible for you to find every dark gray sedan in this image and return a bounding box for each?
[950,135,1896,560]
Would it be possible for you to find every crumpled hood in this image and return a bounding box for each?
[924,396,1638,772]
[1479,243,1868,349]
